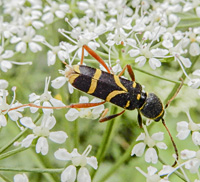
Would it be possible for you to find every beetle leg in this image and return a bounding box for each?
[118,64,135,81]
[137,110,143,128]
[165,78,184,109]
[99,109,125,122]
[68,101,106,108]
[81,45,111,73]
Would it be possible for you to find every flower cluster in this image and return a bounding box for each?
[0,0,200,182]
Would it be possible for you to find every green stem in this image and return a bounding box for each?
[91,106,118,179]
[0,173,12,182]
[0,167,63,173]
[96,139,136,182]
[74,120,79,148]
[0,146,28,160]
[0,114,41,154]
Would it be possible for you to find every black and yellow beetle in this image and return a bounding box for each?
[65,45,165,124]
[63,44,182,166]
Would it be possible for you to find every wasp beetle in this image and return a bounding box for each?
[63,45,182,166]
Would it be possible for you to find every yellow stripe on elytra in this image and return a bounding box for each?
[114,75,127,92]
[125,100,130,108]
[69,74,79,84]
[87,69,102,94]
[73,65,81,73]
[106,90,126,102]
[132,82,137,88]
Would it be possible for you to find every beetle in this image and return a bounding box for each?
[62,44,182,166]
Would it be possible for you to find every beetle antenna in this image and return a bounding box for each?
[165,78,184,109]
[162,118,178,167]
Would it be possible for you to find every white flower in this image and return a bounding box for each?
[181,149,200,173]
[0,87,23,127]
[54,145,97,182]
[0,79,8,89]
[65,96,104,122]
[176,112,200,145]
[128,40,168,70]
[0,46,32,72]
[29,77,65,114]
[131,125,167,164]
[19,114,68,155]
[42,1,69,24]
[58,28,100,62]
[188,69,200,89]
[136,166,162,182]
[0,46,13,72]
[10,26,44,53]
[14,173,29,182]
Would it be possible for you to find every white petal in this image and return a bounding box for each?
[79,96,89,103]
[181,149,196,159]
[159,165,174,176]
[30,100,40,113]
[135,56,146,67]
[42,101,53,114]
[10,36,21,44]
[43,115,56,129]
[21,134,37,148]
[196,7,200,17]
[0,79,8,89]
[131,142,146,156]
[50,98,65,107]
[47,50,56,66]
[29,93,40,102]
[2,50,14,59]
[176,121,189,132]
[20,117,35,129]
[176,130,190,140]
[136,133,145,141]
[54,148,72,161]
[145,148,158,164]
[16,42,27,53]
[42,12,54,24]
[128,49,140,57]
[92,105,104,117]
[0,114,7,127]
[147,166,158,175]
[51,76,67,89]
[149,58,161,70]
[192,132,200,145]
[193,69,200,76]
[61,165,76,182]
[151,132,164,141]
[36,137,48,155]
[86,156,98,169]
[156,142,167,150]
[68,83,74,94]
[55,10,65,18]
[8,110,22,121]
[1,61,12,72]
[49,131,68,143]
[29,42,42,53]
[32,21,44,29]
[13,173,29,182]
[151,48,169,56]
[65,109,79,121]
[77,167,91,182]
[189,42,200,56]
[179,56,191,68]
